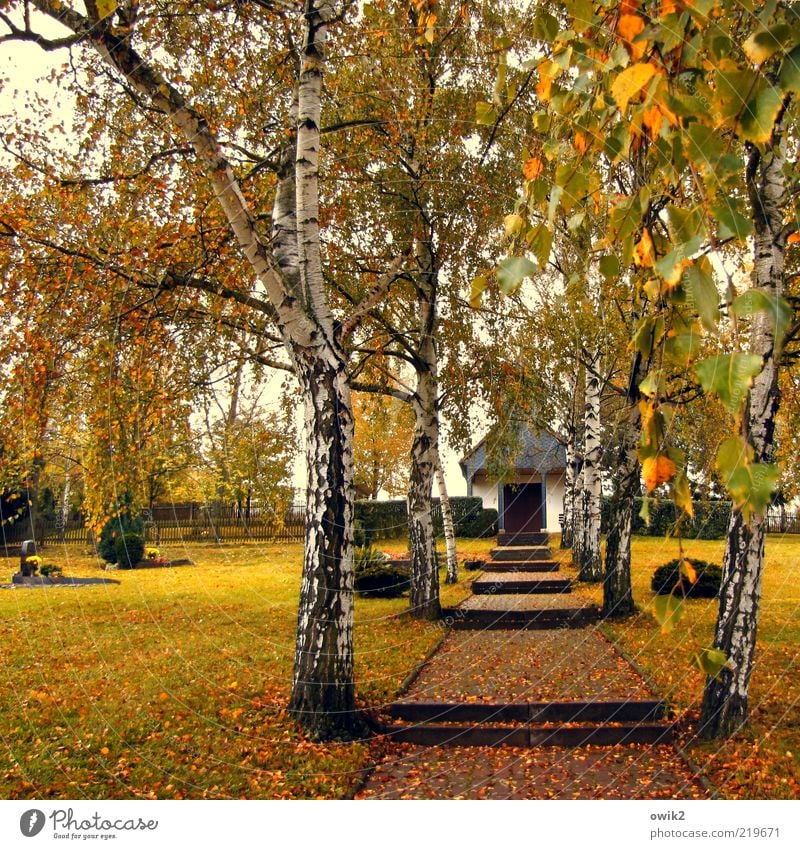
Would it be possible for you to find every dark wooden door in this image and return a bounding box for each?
[503,483,543,533]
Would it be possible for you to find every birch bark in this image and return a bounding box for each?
[602,355,640,619]
[579,349,603,581]
[436,453,458,584]
[699,132,787,739]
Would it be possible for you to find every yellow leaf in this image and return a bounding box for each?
[96,0,117,21]
[611,62,658,113]
[633,228,655,267]
[680,559,698,585]
[642,453,677,491]
[574,131,588,154]
[504,214,525,237]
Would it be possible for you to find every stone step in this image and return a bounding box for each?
[497,532,550,547]
[383,720,674,748]
[442,606,599,630]
[491,546,552,561]
[482,560,560,572]
[387,700,667,724]
[472,574,572,595]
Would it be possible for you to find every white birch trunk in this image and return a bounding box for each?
[602,356,640,619]
[700,132,787,740]
[579,349,603,582]
[408,353,441,619]
[571,461,585,567]
[435,454,458,584]
[288,352,359,738]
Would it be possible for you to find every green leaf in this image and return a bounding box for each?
[638,370,663,399]
[740,86,783,145]
[475,101,498,126]
[685,123,726,169]
[599,254,620,281]
[639,496,651,526]
[714,63,761,125]
[743,24,792,65]
[526,224,553,267]
[653,594,684,635]
[684,259,720,332]
[716,435,752,484]
[694,353,763,411]
[667,205,707,245]
[691,647,730,681]
[533,11,560,43]
[779,45,800,94]
[727,462,781,518]
[496,257,537,295]
[712,199,754,241]
[665,332,701,366]
[731,289,793,350]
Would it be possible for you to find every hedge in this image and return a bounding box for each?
[353,497,489,540]
[601,498,731,540]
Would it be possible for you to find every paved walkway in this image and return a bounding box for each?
[358,536,709,799]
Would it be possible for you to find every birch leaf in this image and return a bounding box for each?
[475,101,497,126]
[694,353,763,411]
[684,260,720,331]
[730,290,793,351]
[96,0,118,20]
[611,63,658,113]
[779,45,800,93]
[679,559,698,585]
[653,594,684,635]
[496,257,537,295]
[740,86,783,145]
[692,647,730,680]
[642,453,676,491]
[469,275,489,309]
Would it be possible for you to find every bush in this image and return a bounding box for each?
[114,533,145,570]
[455,508,498,538]
[353,497,487,540]
[39,563,63,578]
[602,498,731,540]
[354,546,410,598]
[651,558,723,598]
[98,500,145,563]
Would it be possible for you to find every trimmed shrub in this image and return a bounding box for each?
[651,558,723,598]
[114,533,145,570]
[354,545,410,598]
[98,501,145,563]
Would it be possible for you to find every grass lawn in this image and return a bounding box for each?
[3,533,798,799]
[558,534,800,799]
[0,538,479,800]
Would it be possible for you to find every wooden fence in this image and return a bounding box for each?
[39,504,306,546]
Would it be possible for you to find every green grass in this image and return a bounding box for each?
[559,534,800,799]
[0,538,480,800]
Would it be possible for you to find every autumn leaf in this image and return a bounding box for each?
[642,453,677,491]
[633,227,655,267]
[523,157,544,180]
[611,63,658,113]
[618,14,647,61]
[679,559,698,585]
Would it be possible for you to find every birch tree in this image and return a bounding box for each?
[0,0,418,740]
